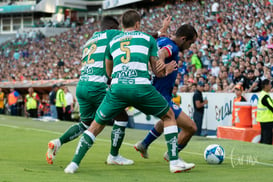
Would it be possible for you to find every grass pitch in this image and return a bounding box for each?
[0,115,273,182]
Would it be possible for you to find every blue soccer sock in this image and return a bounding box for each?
[142,127,162,148]
[177,143,188,152]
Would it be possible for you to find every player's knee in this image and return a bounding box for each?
[114,110,128,121]
[161,109,175,122]
[154,120,164,133]
[81,120,92,129]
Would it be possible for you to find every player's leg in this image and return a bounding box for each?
[134,120,162,158]
[134,103,181,158]
[46,84,103,164]
[133,85,188,173]
[64,89,128,173]
[161,108,195,172]
[163,110,196,170]
[107,110,133,165]
[176,111,197,151]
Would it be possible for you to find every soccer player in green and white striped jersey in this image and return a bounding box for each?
[65,10,186,174]
[46,16,133,166]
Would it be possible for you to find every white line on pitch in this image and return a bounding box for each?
[1,123,273,167]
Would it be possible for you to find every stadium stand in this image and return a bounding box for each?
[0,0,272,94]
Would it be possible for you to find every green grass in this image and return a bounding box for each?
[0,115,272,182]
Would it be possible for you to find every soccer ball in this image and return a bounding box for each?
[204,144,225,164]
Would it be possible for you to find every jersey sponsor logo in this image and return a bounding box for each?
[116,65,137,78]
[82,65,94,74]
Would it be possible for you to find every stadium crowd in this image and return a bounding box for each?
[0,0,273,93]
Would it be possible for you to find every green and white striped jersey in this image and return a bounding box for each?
[106,30,158,85]
[79,29,121,85]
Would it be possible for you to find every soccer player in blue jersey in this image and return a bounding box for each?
[134,24,198,169]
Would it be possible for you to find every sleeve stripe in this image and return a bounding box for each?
[162,46,172,57]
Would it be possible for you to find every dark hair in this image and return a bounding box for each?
[248,69,254,74]
[122,10,141,28]
[257,61,264,66]
[100,16,119,31]
[262,79,270,89]
[245,35,251,39]
[175,24,198,41]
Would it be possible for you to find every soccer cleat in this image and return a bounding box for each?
[164,151,195,168]
[169,159,195,173]
[46,139,61,164]
[106,154,134,165]
[64,162,79,174]
[134,141,149,159]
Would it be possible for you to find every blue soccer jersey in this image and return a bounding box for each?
[153,37,179,103]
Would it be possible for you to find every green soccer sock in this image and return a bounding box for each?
[72,130,95,165]
[164,125,178,161]
[59,122,88,145]
[110,121,127,156]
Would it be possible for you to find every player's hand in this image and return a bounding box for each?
[155,60,166,73]
[162,15,172,29]
[165,61,177,76]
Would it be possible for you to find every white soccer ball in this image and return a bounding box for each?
[204,144,225,164]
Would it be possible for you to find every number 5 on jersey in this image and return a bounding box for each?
[120,41,130,63]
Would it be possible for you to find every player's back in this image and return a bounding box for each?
[79,29,120,88]
[108,30,158,85]
[153,37,180,102]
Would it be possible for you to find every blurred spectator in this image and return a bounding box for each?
[231,84,247,126]
[246,69,262,92]
[55,84,66,121]
[0,88,4,114]
[257,79,273,145]
[191,46,202,73]
[0,0,272,94]
[193,81,208,136]
[230,68,248,91]
[64,87,74,121]
[39,101,50,117]
[210,60,220,77]
[49,84,58,119]
[172,84,181,106]
[8,88,20,116]
[24,87,40,118]
[201,48,211,69]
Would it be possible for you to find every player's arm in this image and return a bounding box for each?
[150,56,165,77]
[149,56,177,77]
[151,15,171,38]
[158,47,178,75]
[158,15,171,37]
